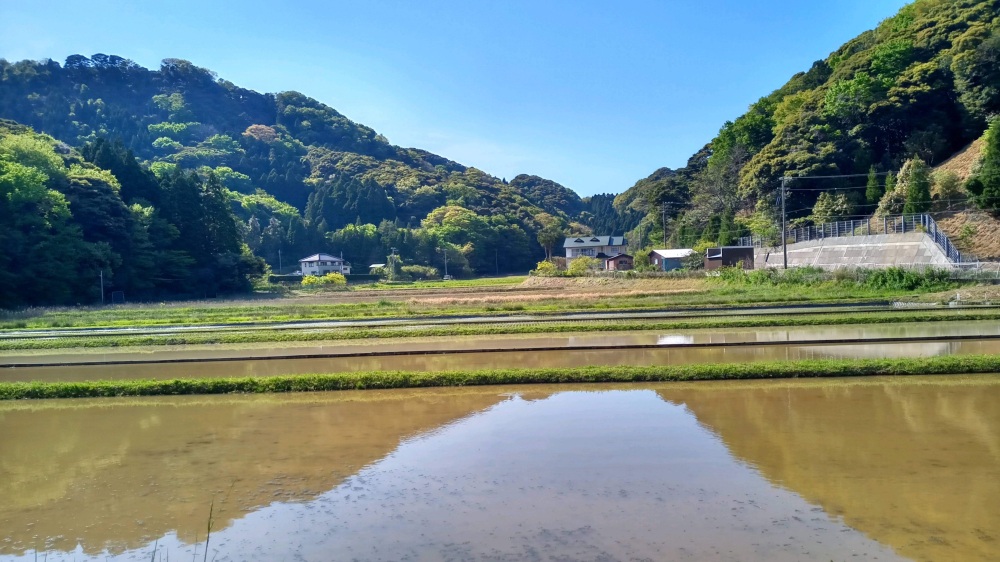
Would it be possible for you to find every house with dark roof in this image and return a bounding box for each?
[563,236,628,268]
[298,253,351,276]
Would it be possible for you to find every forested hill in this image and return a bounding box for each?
[617,0,1000,250]
[0,55,598,303]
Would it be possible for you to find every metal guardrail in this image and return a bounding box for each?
[739,214,977,265]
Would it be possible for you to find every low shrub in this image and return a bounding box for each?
[531,260,561,277]
[857,267,952,291]
[301,273,347,287]
[401,265,440,280]
[322,272,347,285]
[567,256,602,276]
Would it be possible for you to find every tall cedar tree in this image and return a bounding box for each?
[866,166,883,205]
[973,118,1000,216]
[902,158,932,214]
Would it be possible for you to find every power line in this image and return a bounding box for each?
[782,171,897,180]
[785,195,985,215]
[788,184,871,191]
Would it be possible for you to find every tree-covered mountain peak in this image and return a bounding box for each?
[617,0,1000,250]
[1,53,631,305]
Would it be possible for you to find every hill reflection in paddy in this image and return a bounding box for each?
[0,389,507,557]
[662,375,1000,562]
[2,377,998,561]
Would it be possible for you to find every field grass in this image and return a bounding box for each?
[3,355,999,400]
[2,308,997,351]
[0,280,950,331]
[358,276,529,290]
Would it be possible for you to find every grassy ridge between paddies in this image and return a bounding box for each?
[4,355,1000,400]
[0,277,955,331]
[4,309,1000,351]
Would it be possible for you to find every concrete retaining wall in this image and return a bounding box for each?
[755,232,953,270]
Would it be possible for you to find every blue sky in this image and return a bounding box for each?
[0,0,911,197]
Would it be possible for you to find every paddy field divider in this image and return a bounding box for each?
[4,355,1000,400]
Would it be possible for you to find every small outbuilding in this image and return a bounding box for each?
[705,246,755,270]
[604,254,634,271]
[649,249,695,272]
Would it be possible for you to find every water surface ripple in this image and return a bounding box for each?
[2,376,998,561]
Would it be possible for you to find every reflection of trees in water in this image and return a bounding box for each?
[0,389,509,556]
[658,379,1000,561]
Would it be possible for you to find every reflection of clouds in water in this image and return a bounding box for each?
[657,335,695,345]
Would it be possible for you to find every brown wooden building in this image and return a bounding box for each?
[605,254,634,271]
[705,247,755,270]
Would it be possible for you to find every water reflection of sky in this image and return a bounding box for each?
[0,387,920,562]
[657,334,694,345]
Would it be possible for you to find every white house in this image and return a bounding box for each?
[299,253,351,276]
[563,236,628,267]
[649,249,695,271]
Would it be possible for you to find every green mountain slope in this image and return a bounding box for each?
[620,0,1000,249]
[0,120,264,307]
[0,56,597,295]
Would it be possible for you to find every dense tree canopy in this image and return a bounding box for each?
[0,54,617,306]
[2,0,995,307]
[0,121,264,306]
[616,0,1000,247]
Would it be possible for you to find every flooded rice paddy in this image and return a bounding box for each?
[6,320,1000,382]
[5,319,1000,365]
[4,340,998,382]
[1,376,999,561]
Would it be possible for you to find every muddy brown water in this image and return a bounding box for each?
[6,319,1000,366]
[1,376,998,561]
[3,338,1000,382]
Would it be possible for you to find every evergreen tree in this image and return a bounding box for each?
[884,171,897,195]
[717,212,735,246]
[700,215,721,244]
[81,137,161,205]
[975,118,1000,216]
[902,158,932,214]
[865,166,883,205]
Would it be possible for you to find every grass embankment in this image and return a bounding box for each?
[4,355,1000,400]
[2,309,997,351]
[359,276,528,290]
[0,271,964,331]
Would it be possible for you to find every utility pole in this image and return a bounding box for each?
[781,176,789,270]
[661,204,668,247]
[278,249,282,273]
[439,247,448,278]
[100,270,104,305]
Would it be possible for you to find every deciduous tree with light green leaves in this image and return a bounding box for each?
[567,256,601,276]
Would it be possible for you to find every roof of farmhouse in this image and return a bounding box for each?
[299,253,345,263]
[563,236,627,249]
[650,249,695,259]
